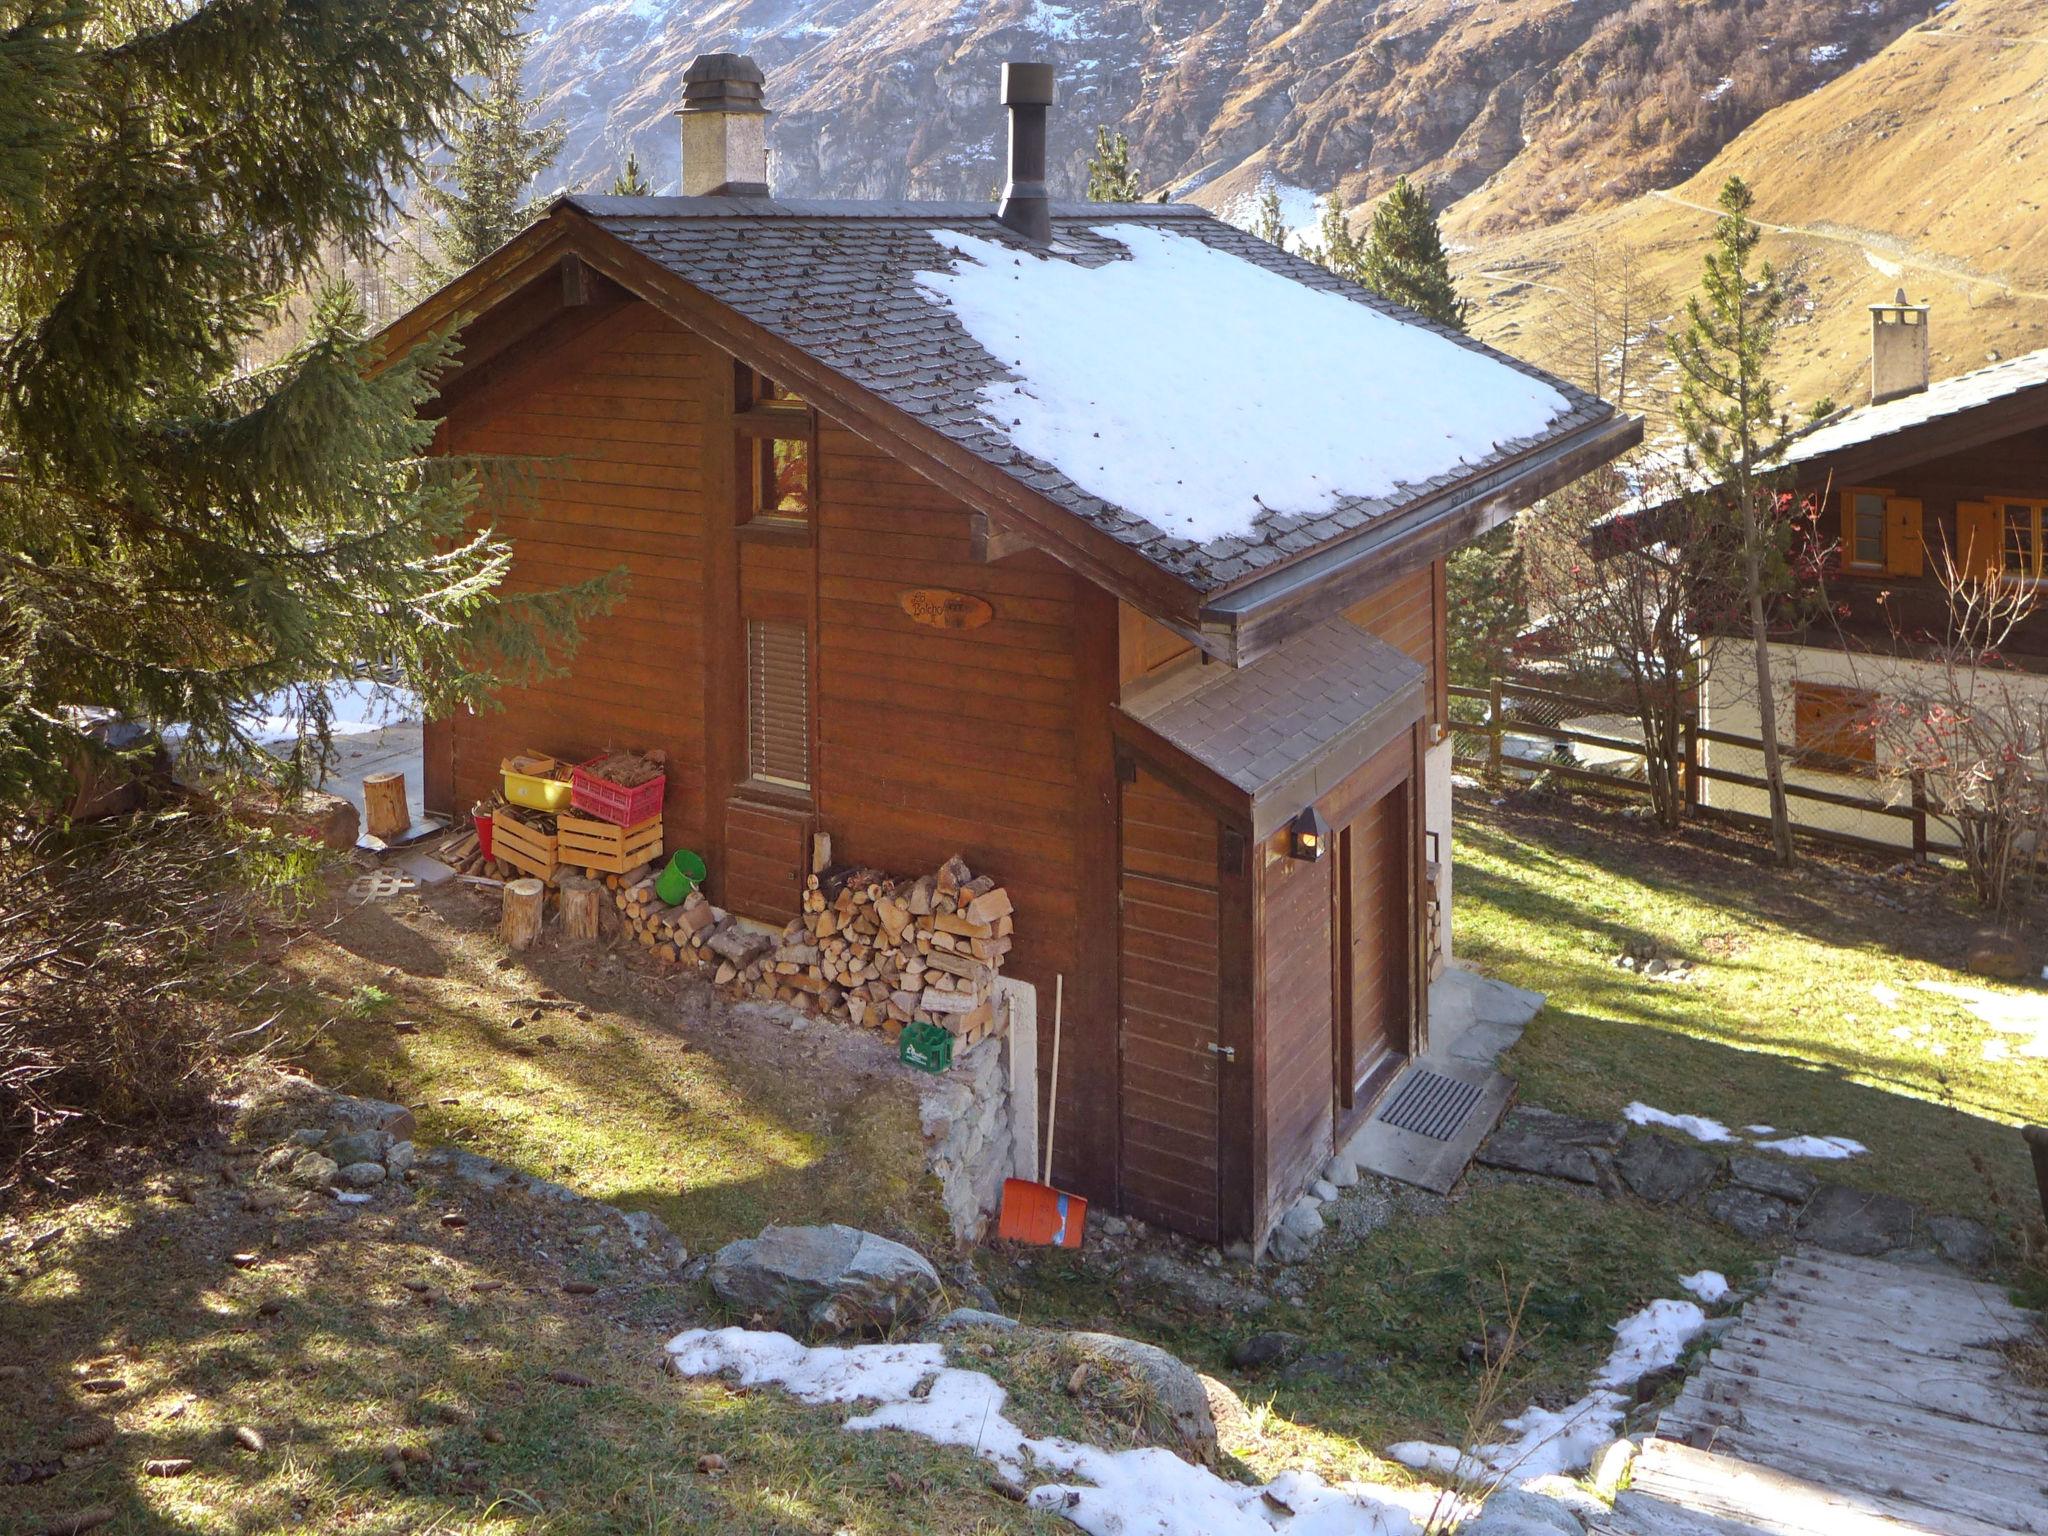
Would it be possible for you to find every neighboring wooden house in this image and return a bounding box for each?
[380,53,1635,1246]
[1675,296,2048,849]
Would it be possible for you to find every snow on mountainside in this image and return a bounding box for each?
[523,0,1928,231]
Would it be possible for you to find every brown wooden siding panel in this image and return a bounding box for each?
[724,800,812,923]
[1117,768,1221,1240]
[1345,565,1437,724]
[1259,843,1334,1221]
[440,304,712,860]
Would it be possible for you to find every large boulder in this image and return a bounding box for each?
[1065,1331,1218,1465]
[1966,928,2029,980]
[1464,1487,1586,1536]
[1479,1106,1624,1187]
[1797,1184,1919,1256]
[1617,1132,1722,1204]
[708,1224,940,1337]
[1704,1186,1795,1241]
[1727,1153,1816,1204]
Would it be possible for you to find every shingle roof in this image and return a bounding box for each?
[1781,346,2048,472]
[1120,618,1423,798]
[563,193,1612,594]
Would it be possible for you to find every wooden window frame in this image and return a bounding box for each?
[734,363,817,544]
[1995,496,2048,583]
[1792,680,1878,772]
[1839,486,1892,573]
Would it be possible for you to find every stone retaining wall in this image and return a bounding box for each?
[920,979,1037,1243]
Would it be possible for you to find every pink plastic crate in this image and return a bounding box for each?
[571,757,666,827]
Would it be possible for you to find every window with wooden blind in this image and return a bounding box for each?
[1793,681,1877,767]
[746,619,810,791]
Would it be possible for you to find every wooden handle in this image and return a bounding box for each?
[1042,973,1063,1185]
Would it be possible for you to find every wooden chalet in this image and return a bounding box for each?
[382,54,1636,1246]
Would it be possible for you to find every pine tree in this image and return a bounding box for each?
[611,151,651,197]
[1670,175,1798,862]
[0,0,616,809]
[1299,195,1369,284]
[416,33,566,284]
[1086,127,1141,203]
[1251,184,1286,249]
[1357,176,1467,332]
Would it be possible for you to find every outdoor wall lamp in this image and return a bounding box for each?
[1288,806,1330,862]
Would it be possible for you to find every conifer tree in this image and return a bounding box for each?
[1357,176,1467,331]
[1251,184,1286,249]
[416,33,566,284]
[0,0,616,808]
[1670,175,1798,862]
[1086,127,1141,203]
[611,150,652,196]
[1300,195,1369,285]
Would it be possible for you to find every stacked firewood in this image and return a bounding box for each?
[611,841,1013,1046]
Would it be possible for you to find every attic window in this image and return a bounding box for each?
[750,435,812,522]
[736,362,806,414]
[734,363,815,531]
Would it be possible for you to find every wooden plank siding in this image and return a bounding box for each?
[1117,767,1222,1239]
[1257,834,1335,1222]
[1346,562,1443,726]
[439,305,713,857]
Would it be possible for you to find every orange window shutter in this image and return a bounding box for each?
[1885,497,1924,576]
[1956,501,1999,580]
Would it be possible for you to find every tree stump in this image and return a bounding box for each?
[558,875,600,943]
[362,771,410,841]
[500,877,545,951]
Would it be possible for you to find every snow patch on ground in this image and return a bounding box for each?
[914,224,1570,546]
[1387,1296,1706,1484]
[667,1327,1454,1536]
[1219,179,1323,251]
[250,679,421,748]
[1625,1102,1735,1143]
[1752,1134,1867,1160]
[1810,42,1847,63]
[1912,979,2048,1058]
[1678,1269,1730,1305]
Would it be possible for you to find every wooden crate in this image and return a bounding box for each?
[492,813,559,881]
[558,812,663,875]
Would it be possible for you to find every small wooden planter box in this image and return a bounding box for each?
[492,813,559,881]
[559,811,662,875]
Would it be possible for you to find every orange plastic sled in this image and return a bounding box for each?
[996,974,1088,1248]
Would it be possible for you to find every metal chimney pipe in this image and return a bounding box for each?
[997,62,1055,243]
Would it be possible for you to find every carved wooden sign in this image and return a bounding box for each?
[899,588,994,631]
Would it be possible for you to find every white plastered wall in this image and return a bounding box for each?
[1426,732,1453,969]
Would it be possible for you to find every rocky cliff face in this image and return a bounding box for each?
[527,0,1923,229]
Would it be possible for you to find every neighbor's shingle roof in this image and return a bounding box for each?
[1120,618,1423,797]
[1781,345,2048,472]
[563,193,1611,594]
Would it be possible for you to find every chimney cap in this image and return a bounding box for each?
[682,52,767,114]
[1001,61,1056,107]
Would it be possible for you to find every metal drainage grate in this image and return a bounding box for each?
[1375,1068,1484,1142]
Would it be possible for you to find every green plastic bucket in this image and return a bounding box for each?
[655,848,707,905]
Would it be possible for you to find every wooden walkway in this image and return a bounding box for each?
[1600,1248,2048,1536]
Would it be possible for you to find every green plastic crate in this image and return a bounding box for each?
[898,1019,954,1074]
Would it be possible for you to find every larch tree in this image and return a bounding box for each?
[1086,126,1141,202]
[1358,176,1467,332]
[1251,184,1287,249]
[611,150,652,196]
[1669,175,1798,862]
[0,0,616,809]
[416,31,566,285]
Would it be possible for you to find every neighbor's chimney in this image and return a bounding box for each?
[1870,288,1931,404]
[997,61,1055,243]
[678,52,769,198]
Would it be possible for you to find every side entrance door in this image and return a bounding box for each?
[1337,774,1414,1123]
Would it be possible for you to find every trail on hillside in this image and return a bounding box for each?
[1648,189,2048,303]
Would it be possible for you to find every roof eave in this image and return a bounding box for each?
[1198,411,1643,667]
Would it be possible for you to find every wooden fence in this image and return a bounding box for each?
[1448,679,1933,860]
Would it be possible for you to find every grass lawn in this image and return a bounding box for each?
[1454,789,2048,1228]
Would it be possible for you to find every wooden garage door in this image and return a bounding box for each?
[1340,778,1412,1111]
[1117,767,1221,1241]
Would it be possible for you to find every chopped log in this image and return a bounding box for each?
[963,887,1012,924]
[559,875,601,943]
[500,878,545,951]
[363,771,411,841]
[811,831,832,874]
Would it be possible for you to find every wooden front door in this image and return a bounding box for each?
[1116,766,1222,1240]
[1337,776,1413,1117]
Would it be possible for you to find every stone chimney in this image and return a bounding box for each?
[1870,288,1930,405]
[996,62,1055,243]
[678,53,769,198]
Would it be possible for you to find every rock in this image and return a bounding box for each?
[334,1160,387,1190]
[708,1223,941,1337]
[1066,1332,1217,1464]
[286,1151,339,1190]
[1464,1488,1586,1536]
[1591,1437,1637,1495]
[1279,1197,1324,1240]
[383,1139,416,1175]
[1798,1183,1919,1255]
[1310,1178,1339,1202]
[1266,1225,1315,1264]
[619,1209,689,1270]
[326,1130,390,1168]
[242,783,359,851]
[925,1307,1019,1333]
[1927,1214,1995,1270]
[1199,1372,1248,1444]
[1617,1132,1722,1204]
[328,1095,416,1141]
[1643,957,1668,977]
[1125,1253,1269,1315]
[1322,1154,1359,1189]
[1727,1153,1816,1204]
[1478,1105,1624,1186]
[1704,1186,1795,1241]
[1966,929,2029,980]
[1229,1330,1305,1370]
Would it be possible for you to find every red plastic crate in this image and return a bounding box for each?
[571,757,666,827]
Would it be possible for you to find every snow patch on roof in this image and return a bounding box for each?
[914,224,1570,547]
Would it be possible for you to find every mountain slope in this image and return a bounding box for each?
[524,0,1925,230]
[1454,0,2048,425]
